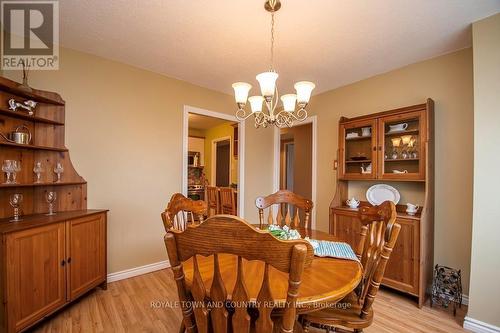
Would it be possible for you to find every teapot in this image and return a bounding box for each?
[361,163,372,174]
[346,198,360,209]
[0,125,32,145]
[406,203,419,215]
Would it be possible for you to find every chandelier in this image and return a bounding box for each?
[231,0,315,128]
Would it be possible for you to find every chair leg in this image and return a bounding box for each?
[303,319,310,333]
[179,321,185,333]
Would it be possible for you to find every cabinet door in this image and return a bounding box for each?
[383,218,420,295]
[377,110,427,180]
[6,223,66,332]
[332,211,362,249]
[67,213,106,300]
[339,119,378,180]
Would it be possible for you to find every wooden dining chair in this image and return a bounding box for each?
[302,201,401,333]
[205,186,220,216]
[256,190,314,229]
[219,187,237,215]
[164,215,312,333]
[161,193,207,232]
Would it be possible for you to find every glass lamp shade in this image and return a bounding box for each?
[281,94,297,112]
[232,82,252,104]
[294,81,316,104]
[248,96,264,113]
[256,71,279,97]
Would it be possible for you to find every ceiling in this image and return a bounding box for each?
[59,1,500,95]
[188,113,233,130]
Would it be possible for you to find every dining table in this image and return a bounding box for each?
[182,226,363,314]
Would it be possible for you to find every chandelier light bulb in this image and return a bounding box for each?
[281,94,297,112]
[232,82,252,105]
[248,96,265,113]
[294,81,316,105]
[256,71,279,98]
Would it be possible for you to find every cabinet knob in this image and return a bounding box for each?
[67,257,72,264]
[61,260,66,266]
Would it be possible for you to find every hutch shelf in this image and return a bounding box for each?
[0,76,108,332]
[330,99,434,308]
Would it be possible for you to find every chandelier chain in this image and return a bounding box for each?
[270,12,275,71]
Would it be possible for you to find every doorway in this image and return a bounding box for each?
[274,116,317,227]
[183,106,245,217]
[214,138,231,187]
[280,123,313,200]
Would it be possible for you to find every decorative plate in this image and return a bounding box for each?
[366,184,400,205]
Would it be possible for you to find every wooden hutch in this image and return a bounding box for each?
[0,76,107,332]
[330,99,434,307]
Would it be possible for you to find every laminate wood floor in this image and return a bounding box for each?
[33,269,469,333]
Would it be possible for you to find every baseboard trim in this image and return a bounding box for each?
[464,317,500,333]
[107,260,171,283]
[462,294,469,305]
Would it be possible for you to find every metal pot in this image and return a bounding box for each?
[9,125,32,144]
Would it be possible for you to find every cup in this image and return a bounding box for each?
[406,203,419,215]
[361,127,371,137]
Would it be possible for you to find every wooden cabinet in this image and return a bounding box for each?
[67,214,107,300]
[339,119,377,179]
[331,208,422,298]
[232,123,239,158]
[382,217,420,295]
[338,101,430,181]
[0,76,107,332]
[0,210,107,332]
[377,110,427,181]
[5,223,66,333]
[331,99,434,307]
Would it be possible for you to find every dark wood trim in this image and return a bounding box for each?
[0,210,108,234]
[339,102,427,124]
[0,77,65,105]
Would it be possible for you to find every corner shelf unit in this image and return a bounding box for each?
[330,99,434,308]
[0,76,87,218]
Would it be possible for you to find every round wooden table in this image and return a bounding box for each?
[182,227,363,314]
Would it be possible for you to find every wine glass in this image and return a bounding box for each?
[9,193,23,222]
[2,160,13,184]
[11,161,21,184]
[33,161,43,183]
[54,162,64,182]
[46,191,57,215]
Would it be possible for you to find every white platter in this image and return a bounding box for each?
[366,184,401,205]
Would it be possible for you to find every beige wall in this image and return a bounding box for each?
[309,48,474,293]
[2,47,274,274]
[467,13,500,328]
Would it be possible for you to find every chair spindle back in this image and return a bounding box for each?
[161,193,207,232]
[205,186,220,216]
[164,216,313,333]
[219,187,236,215]
[355,201,401,319]
[256,190,314,229]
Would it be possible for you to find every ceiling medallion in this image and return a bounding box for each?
[231,0,315,128]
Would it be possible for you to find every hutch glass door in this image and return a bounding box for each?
[378,110,426,180]
[339,119,377,179]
